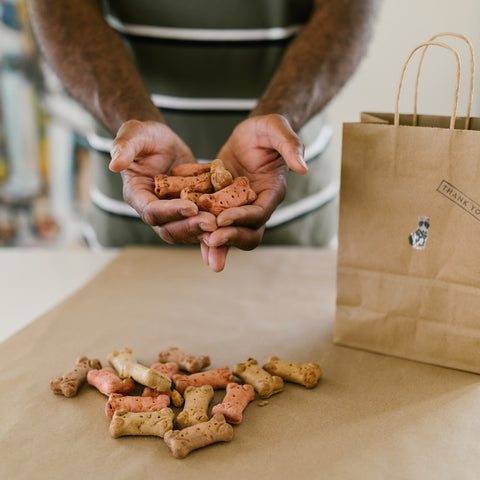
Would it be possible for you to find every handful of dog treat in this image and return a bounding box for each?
[154,160,257,215]
[50,346,322,459]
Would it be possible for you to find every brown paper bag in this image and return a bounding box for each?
[334,34,480,373]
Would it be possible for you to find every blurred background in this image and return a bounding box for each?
[0,0,479,249]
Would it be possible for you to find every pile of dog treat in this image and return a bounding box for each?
[50,347,322,459]
[153,160,257,215]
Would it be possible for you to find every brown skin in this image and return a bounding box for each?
[27,0,380,271]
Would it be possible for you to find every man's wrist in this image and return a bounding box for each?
[110,106,166,135]
[248,105,302,132]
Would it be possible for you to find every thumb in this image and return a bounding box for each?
[263,115,308,175]
[109,139,137,172]
[108,120,159,172]
[282,145,308,175]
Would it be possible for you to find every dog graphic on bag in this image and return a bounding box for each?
[409,216,430,250]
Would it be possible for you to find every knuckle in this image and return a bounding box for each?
[140,204,157,226]
[155,226,175,244]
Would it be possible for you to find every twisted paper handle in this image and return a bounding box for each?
[395,41,460,130]
[414,32,474,129]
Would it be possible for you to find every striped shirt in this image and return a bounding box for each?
[87,0,338,246]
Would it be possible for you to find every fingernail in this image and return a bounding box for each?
[206,238,227,248]
[110,145,122,160]
[180,207,197,217]
[217,218,232,227]
[199,222,216,232]
[298,154,308,171]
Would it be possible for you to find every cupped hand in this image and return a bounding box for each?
[200,114,308,272]
[109,120,217,244]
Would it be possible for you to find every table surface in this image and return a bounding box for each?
[0,248,118,342]
[1,246,479,480]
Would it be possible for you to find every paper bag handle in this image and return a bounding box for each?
[395,41,460,130]
[414,32,474,129]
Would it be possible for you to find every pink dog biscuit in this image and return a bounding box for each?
[141,388,182,406]
[50,356,102,397]
[150,362,179,379]
[109,408,174,438]
[157,347,210,373]
[172,366,234,394]
[154,172,212,199]
[180,187,203,204]
[141,388,182,407]
[164,413,234,459]
[211,382,255,424]
[141,386,173,398]
[105,393,170,419]
[262,356,323,388]
[232,358,283,399]
[170,163,211,177]
[87,367,136,396]
[197,176,257,215]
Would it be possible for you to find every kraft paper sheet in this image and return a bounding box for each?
[1,247,479,479]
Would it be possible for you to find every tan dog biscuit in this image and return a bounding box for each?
[172,366,234,394]
[262,356,323,388]
[50,356,102,397]
[87,367,136,396]
[171,389,184,408]
[157,347,210,373]
[197,176,256,215]
[105,393,170,418]
[210,159,233,191]
[232,358,283,399]
[164,413,234,459]
[176,385,214,429]
[150,362,179,379]
[107,348,171,392]
[211,382,255,424]
[170,163,211,177]
[154,172,212,199]
[109,408,174,438]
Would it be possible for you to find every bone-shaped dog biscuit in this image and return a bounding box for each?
[172,366,234,394]
[262,356,322,388]
[141,387,169,398]
[171,389,184,408]
[50,356,102,397]
[107,348,171,392]
[154,172,212,199]
[232,358,283,399]
[170,163,211,177]
[211,382,255,424]
[197,176,257,216]
[176,385,214,429]
[210,159,233,191]
[109,408,174,438]
[150,362,179,379]
[157,347,210,373]
[180,187,203,204]
[105,393,170,418]
[164,413,234,459]
[87,367,136,396]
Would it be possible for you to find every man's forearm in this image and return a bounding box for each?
[250,0,380,131]
[27,0,163,133]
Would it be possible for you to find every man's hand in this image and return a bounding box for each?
[109,120,218,244]
[200,114,308,272]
